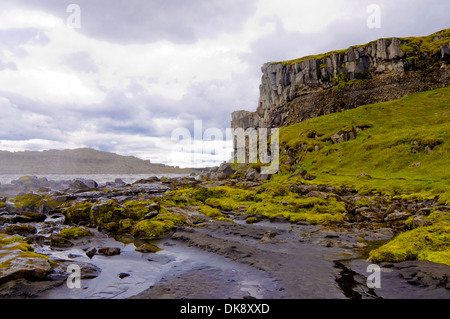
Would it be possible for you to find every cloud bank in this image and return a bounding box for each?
[0,0,448,167]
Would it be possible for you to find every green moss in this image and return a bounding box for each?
[0,234,33,252]
[427,210,450,223]
[132,220,174,239]
[153,209,187,225]
[369,223,450,265]
[123,200,157,219]
[197,205,223,218]
[204,197,240,211]
[5,225,36,235]
[62,201,94,224]
[60,227,92,239]
[14,193,44,210]
[0,251,55,269]
[256,182,289,197]
[355,197,373,208]
[119,218,135,232]
[216,216,234,223]
[0,233,55,268]
[0,234,23,246]
[90,201,127,226]
[245,217,260,224]
[287,212,344,225]
[405,216,415,230]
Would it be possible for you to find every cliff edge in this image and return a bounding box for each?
[232,28,450,129]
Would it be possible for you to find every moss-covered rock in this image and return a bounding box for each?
[204,197,240,211]
[369,223,450,266]
[123,200,160,220]
[62,200,94,225]
[5,225,36,237]
[0,233,55,285]
[131,220,174,239]
[13,193,44,211]
[90,201,127,226]
[197,205,223,218]
[245,217,260,224]
[60,227,92,239]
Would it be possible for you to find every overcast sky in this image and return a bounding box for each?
[0,0,448,167]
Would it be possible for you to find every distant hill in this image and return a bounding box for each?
[0,148,195,175]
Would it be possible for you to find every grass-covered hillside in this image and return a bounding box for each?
[276,87,450,205]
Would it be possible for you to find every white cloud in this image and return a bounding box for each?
[0,9,62,30]
[0,0,448,168]
[0,68,105,105]
[255,0,346,33]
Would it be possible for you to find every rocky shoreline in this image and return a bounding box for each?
[0,173,449,299]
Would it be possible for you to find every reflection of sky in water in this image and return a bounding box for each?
[36,234,276,299]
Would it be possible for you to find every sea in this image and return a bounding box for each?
[0,174,190,186]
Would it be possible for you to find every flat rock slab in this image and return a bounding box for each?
[0,257,51,284]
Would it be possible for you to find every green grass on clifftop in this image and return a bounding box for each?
[277,87,450,204]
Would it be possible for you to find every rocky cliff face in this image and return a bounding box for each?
[232,28,450,130]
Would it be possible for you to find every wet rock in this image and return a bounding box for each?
[307,191,328,199]
[75,191,108,199]
[69,179,98,191]
[0,256,52,285]
[142,203,161,219]
[45,213,65,225]
[134,176,160,184]
[98,247,121,256]
[410,216,434,228]
[5,225,37,237]
[48,261,101,281]
[49,233,73,248]
[355,208,382,222]
[143,212,159,220]
[416,207,432,216]
[135,243,162,253]
[20,212,47,222]
[259,231,285,244]
[396,261,450,289]
[85,247,97,259]
[384,211,412,222]
[0,214,27,224]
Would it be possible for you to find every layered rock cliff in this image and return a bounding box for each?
[232,28,450,129]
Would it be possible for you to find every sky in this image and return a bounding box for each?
[0,0,448,168]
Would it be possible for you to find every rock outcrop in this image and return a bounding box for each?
[232,28,450,130]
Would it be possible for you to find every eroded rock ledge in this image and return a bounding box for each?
[232,28,450,130]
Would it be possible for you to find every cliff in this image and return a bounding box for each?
[232,28,450,129]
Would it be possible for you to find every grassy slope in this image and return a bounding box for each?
[276,87,450,204]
